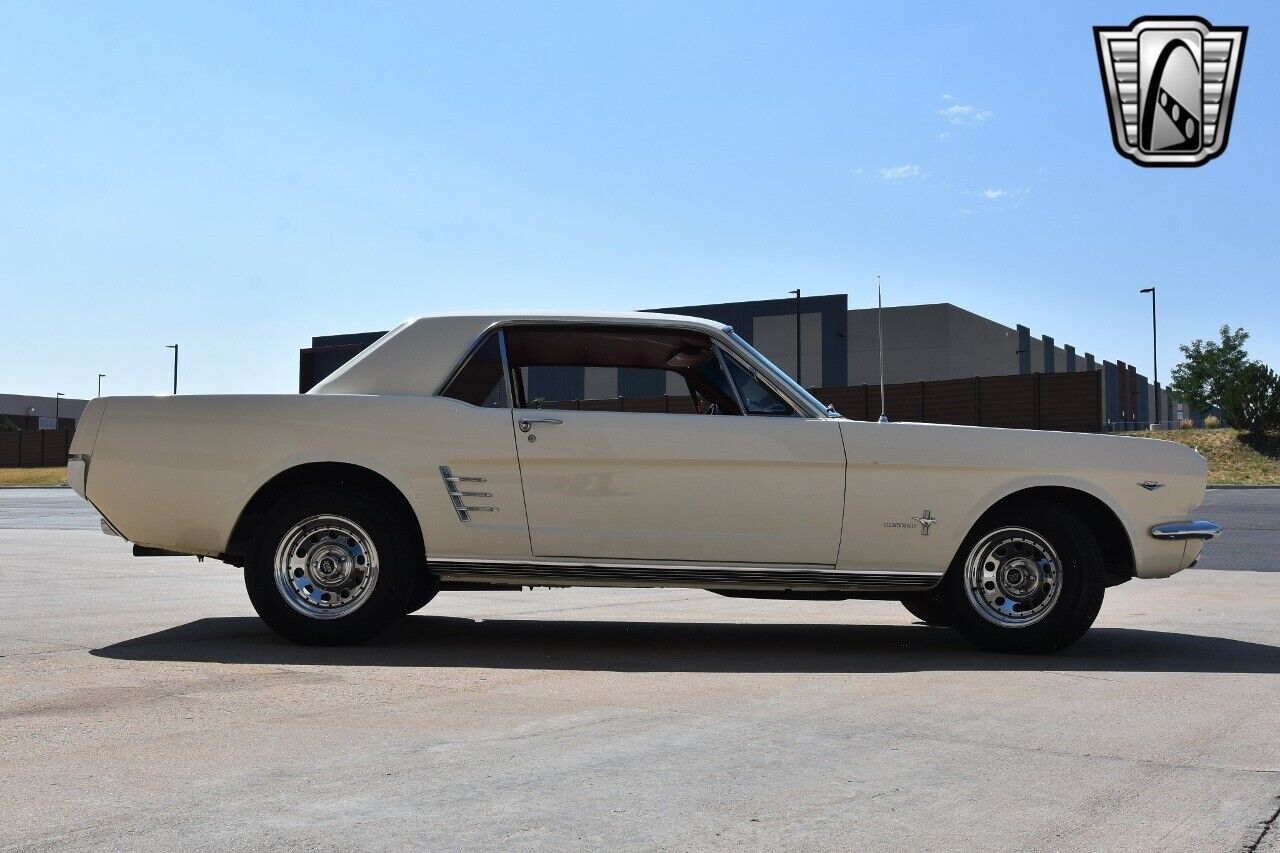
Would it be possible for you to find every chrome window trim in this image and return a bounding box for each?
[496,328,515,411]
[433,318,828,419]
[715,344,801,418]
[710,343,748,416]
[724,330,830,418]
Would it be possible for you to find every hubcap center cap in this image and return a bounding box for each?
[998,557,1041,600]
[309,546,352,584]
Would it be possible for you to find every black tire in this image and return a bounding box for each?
[402,574,440,615]
[900,592,952,626]
[940,502,1105,654]
[244,486,419,645]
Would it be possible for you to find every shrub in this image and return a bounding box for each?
[1220,362,1280,437]
[1179,418,1195,430]
[1203,415,1221,428]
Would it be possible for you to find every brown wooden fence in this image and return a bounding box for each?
[812,371,1102,432]
[0,429,76,468]
[538,370,1102,432]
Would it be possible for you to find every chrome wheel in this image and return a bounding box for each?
[963,526,1063,628]
[273,514,380,620]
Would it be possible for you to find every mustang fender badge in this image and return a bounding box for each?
[885,510,938,536]
[912,510,937,536]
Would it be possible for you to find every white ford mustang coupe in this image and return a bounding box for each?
[69,312,1219,653]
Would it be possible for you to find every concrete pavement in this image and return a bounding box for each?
[1,489,1278,851]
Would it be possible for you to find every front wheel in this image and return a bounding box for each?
[900,592,951,626]
[244,487,418,645]
[940,503,1105,654]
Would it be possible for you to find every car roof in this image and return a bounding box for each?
[309,310,732,396]
[402,310,730,331]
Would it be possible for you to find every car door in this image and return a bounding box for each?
[505,324,846,566]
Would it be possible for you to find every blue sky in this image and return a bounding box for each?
[3,1,1277,398]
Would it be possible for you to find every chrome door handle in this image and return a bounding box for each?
[518,417,564,433]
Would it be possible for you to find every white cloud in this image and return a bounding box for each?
[879,164,924,181]
[939,104,993,125]
[851,167,864,176]
[941,93,953,100]
[982,187,1029,201]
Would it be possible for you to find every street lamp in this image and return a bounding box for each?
[166,344,179,394]
[98,373,106,397]
[55,392,64,425]
[1140,287,1158,423]
[788,289,802,386]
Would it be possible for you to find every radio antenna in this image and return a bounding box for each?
[877,276,888,423]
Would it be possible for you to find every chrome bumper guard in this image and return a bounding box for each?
[1150,520,1222,541]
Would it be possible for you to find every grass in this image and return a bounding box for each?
[1125,427,1280,486]
[0,466,68,487]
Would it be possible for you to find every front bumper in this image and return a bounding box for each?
[1150,520,1223,541]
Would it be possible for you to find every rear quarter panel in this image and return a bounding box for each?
[85,394,530,558]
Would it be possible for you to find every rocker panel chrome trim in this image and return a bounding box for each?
[427,557,941,592]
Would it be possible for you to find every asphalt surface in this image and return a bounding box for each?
[1197,489,1280,572]
[2,488,1279,851]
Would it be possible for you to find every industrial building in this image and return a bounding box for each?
[300,294,1168,428]
[0,394,86,430]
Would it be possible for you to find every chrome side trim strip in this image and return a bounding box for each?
[1150,520,1222,540]
[428,557,941,593]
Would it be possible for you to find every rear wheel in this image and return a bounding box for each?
[940,503,1105,654]
[244,487,418,645]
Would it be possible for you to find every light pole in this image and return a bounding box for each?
[55,392,64,425]
[1140,287,1158,423]
[788,289,801,386]
[97,373,106,397]
[166,345,179,394]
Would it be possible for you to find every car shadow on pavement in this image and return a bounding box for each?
[90,616,1280,674]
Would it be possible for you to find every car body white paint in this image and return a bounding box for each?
[69,312,1212,587]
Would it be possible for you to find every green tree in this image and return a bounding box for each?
[1168,325,1250,414]
[1220,362,1280,437]
[0,415,18,432]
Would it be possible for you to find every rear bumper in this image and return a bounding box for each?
[67,456,87,498]
[1150,520,1222,541]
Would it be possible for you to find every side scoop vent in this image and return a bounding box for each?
[439,466,497,523]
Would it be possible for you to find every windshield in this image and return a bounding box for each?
[727,330,835,417]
